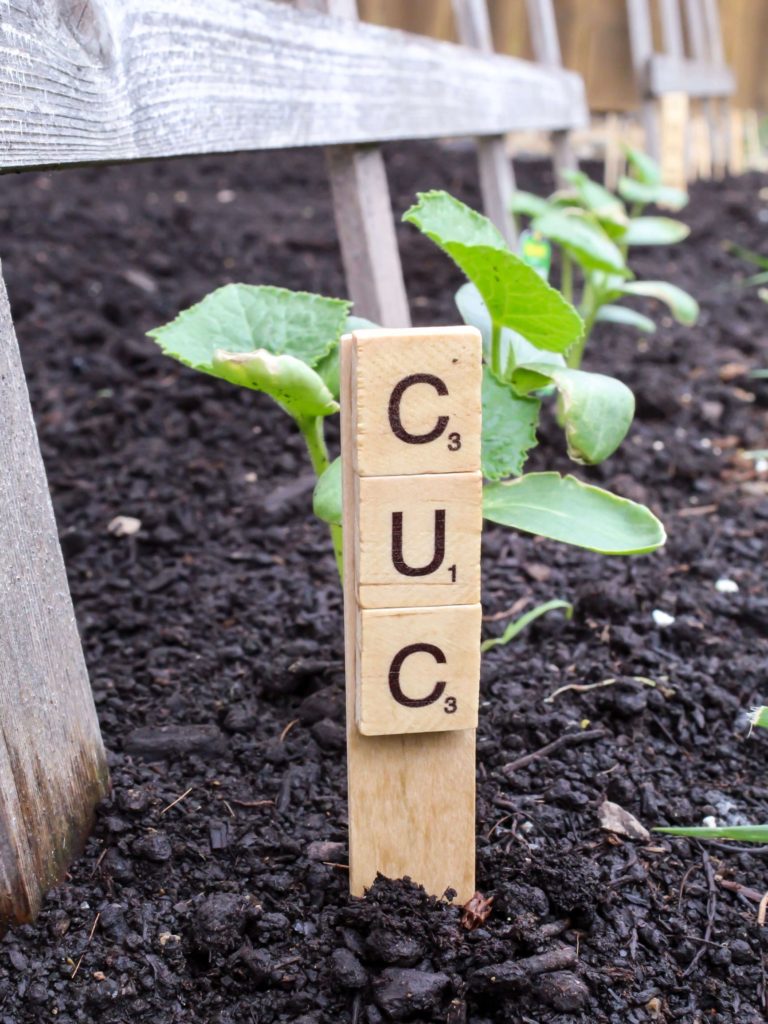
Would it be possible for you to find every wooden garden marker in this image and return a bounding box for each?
[0,266,108,930]
[341,326,482,902]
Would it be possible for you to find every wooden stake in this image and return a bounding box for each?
[341,327,482,902]
[659,92,689,190]
[0,264,108,931]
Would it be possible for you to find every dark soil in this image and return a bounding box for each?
[1,142,768,1024]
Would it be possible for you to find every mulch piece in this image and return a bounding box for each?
[1,142,768,1023]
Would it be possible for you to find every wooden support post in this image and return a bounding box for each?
[452,0,517,246]
[658,0,690,180]
[0,265,108,931]
[626,0,660,159]
[524,0,576,183]
[659,92,690,189]
[684,0,719,179]
[700,0,730,178]
[342,326,482,901]
[298,0,411,326]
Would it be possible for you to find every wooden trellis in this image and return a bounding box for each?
[626,0,735,178]
[0,0,587,928]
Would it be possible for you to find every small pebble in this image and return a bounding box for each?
[715,578,739,593]
[652,609,675,628]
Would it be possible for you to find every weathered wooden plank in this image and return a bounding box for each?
[524,0,576,182]
[625,0,659,157]
[451,0,517,246]
[0,0,587,171]
[0,264,108,931]
[306,0,410,326]
[647,56,735,98]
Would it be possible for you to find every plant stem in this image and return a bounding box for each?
[297,415,344,580]
[560,252,573,305]
[490,322,503,377]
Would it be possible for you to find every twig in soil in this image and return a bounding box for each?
[503,728,606,774]
[159,786,194,816]
[322,861,350,870]
[683,849,717,977]
[71,912,101,979]
[545,675,666,704]
[676,503,719,518]
[279,718,299,743]
[90,846,108,877]
[482,596,530,622]
[229,798,274,808]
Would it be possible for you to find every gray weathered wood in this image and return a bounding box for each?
[0,264,108,931]
[0,0,587,172]
[524,0,576,182]
[647,56,734,98]
[625,0,660,157]
[452,0,517,246]
[302,0,410,326]
[325,141,411,327]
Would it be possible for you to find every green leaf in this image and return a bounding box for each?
[623,217,690,246]
[404,191,583,351]
[621,281,699,325]
[148,284,351,376]
[623,144,662,185]
[483,473,666,554]
[455,283,566,371]
[481,599,573,652]
[750,706,768,730]
[511,364,635,464]
[657,825,768,843]
[510,190,550,219]
[533,209,628,274]
[212,349,339,420]
[617,176,688,212]
[313,456,342,525]
[596,305,656,333]
[726,241,768,271]
[481,367,540,480]
[562,170,628,234]
[315,314,379,399]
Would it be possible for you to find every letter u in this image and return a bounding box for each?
[391,509,446,577]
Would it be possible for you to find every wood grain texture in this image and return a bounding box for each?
[341,333,476,903]
[647,56,734,98]
[0,263,108,931]
[524,0,575,181]
[357,471,482,608]
[452,0,517,247]
[0,0,587,171]
[352,327,482,478]
[356,604,482,736]
[308,0,411,328]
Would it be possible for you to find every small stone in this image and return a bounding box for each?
[536,971,589,1011]
[373,968,450,1020]
[311,718,345,750]
[132,832,173,863]
[222,702,259,733]
[652,609,675,628]
[124,724,226,761]
[117,787,150,813]
[613,687,648,718]
[193,893,254,954]
[715,578,739,594]
[731,939,752,964]
[306,840,347,863]
[330,948,367,990]
[598,801,651,842]
[107,515,142,537]
[366,927,426,966]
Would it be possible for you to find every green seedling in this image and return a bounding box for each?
[509,145,698,368]
[480,599,573,652]
[150,190,666,602]
[656,706,768,843]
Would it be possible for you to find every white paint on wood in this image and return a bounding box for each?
[648,56,734,98]
[0,264,108,930]
[625,0,660,157]
[0,0,587,171]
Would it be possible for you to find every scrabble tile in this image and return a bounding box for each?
[356,471,481,608]
[352,327,482,477]
[356,604,481,736]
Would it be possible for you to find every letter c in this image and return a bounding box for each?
[388,643,447,708]
[388,373,449,445]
